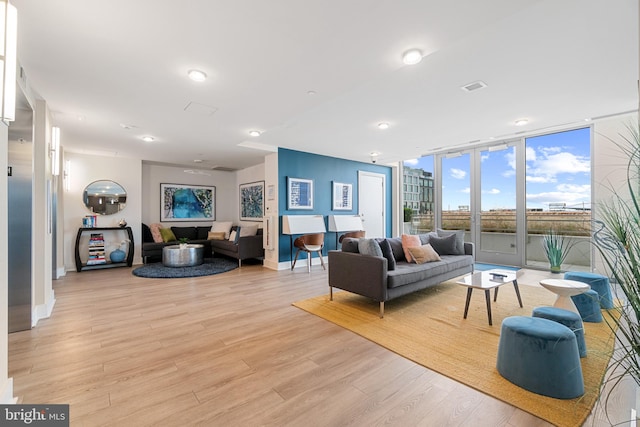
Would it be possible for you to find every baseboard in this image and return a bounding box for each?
[32,293,56,327]
[277,256,328,271]
[55,267,66,279]
[0,378,17,404]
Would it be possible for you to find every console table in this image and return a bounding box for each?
[75,226,134,272]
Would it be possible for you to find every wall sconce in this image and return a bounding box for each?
[63,159,71,191]
[50,126,60,176]
[0,1,17,122]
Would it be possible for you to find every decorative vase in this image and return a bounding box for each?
[110,249,126,263]
[118,218,127,228]
[550,265,562,274]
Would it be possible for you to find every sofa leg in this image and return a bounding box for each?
[238,259,242,268]
[379,302,384,318]
[329,286,333,301]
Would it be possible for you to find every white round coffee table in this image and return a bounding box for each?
[539,278,590,314]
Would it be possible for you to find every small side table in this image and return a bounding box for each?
[539,279,590,314]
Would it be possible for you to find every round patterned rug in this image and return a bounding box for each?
[132,257,238,278]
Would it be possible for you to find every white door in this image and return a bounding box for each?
[358,171,385,238]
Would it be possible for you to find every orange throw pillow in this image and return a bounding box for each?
[401,234,421,262]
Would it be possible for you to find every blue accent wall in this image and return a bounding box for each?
[278,148,393,263]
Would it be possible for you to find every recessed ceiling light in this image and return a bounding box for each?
[370,151,380,157]
[307,90,317,95]
[402,49,423,65]
[187,69,207,82]
[377,122,390,130]
[514,119,529,126]
[141,136,154,142]
[248,130,261,137]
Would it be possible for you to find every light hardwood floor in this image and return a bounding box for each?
[8,263,637,426]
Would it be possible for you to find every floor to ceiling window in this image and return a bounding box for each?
[402,126,592,269]
[525,127,591,269]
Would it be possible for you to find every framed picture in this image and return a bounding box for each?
[287,177,313,210]
[240,181,265,221]
[332,182,353,210]
[160,183,215,222]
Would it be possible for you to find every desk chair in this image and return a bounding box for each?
[292,233,326,272]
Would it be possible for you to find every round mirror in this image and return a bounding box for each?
[83,180,127,215]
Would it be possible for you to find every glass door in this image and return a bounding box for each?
[474,142,522,266]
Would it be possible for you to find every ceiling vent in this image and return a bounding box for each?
[211,166,237,172]
[461,81,487,92]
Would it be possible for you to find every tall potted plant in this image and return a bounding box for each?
[542,228,574,273]
[593,123,640,397]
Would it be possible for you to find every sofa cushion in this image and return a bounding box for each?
[358,238,383,257]
[408,244,441,264]
[341,237,360,253]
[211,221,233,239]
[377,238,396,271]
[437,229,465,255]
[149,223,164,243]
[196,226,212,240]
[171,227,197,241]
[401,234,421,262]
[386,255,473,289]
[240,224,259,237]
[142,223,154,243]
[429,233,458,255]
[229,230,240,244]
[386,237,405,261]
[418,232,438,245]
[160,227,177,242]
[207,231,226,240]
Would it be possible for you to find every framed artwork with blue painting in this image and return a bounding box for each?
[160,183,215,222]
[240,181,265,221]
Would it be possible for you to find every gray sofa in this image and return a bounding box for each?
[328,233,474,317]
[141,224,264,266]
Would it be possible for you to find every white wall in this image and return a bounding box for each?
[592,112,638,273]
[263,152,279,270]
[32,100,55,324]
[64,153,142,270]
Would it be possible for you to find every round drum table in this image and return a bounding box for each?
[162,244,205,267]
[539,278,590,314]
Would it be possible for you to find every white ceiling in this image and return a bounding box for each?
[12,0,639,170]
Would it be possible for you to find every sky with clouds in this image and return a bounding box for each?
[404,127,591,211]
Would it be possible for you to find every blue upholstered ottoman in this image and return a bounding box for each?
[564,271,614,309]
[497,316,584,399]
[532,306,587,357]
[571,289,603,323]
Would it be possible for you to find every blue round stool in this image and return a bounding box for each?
[571,289,603,323]
[532,306,587,357]
[497,316,584,399]
[564,271,613,309]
